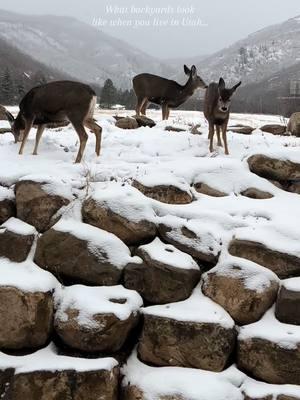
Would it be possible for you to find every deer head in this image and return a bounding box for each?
[184,65,208,90]
[217,78,242,113]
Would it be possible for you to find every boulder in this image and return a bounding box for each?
[228,239,300,279]
[15,180,71,232]
[133,115,156,128]
[194,182,227,197]
[138,288,236,371]
[260,124,287,135]
[165,126,186,132]
[116,117,139,130]
[122,350,243,400]
[190,124,202,135]
[202,257,279,325]
[288,112,300,137]
[238,308,300,384]
[288,182,300,195]
[55,285,143,353]
[124,237,201,304]
[0,218,36,262]
[241,188,273,199]
[34,219,138,285]
[248,155,300,182]
[133,180,193,204]
[0,258,58,350]
[82,183,157,246]
[228,125,254,135]
[275,278,300,325]
[0,187,15,224]
[0,344,119,400]
[158,218,220,264]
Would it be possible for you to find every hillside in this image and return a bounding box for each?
[0,9,175,89]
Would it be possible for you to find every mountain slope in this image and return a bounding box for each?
[0,9,175,89]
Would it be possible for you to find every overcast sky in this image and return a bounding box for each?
[0,0,299,58]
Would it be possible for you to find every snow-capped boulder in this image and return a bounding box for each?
[0,344,119,400]
[288,112,300,137]
[133,115,156,128]
[202,257,279,325]
[275,278,300,325]
[0,186,15,224]
[124,238,201,304]
[238,307,300,384]
[228,239,300,278]
[115,117,139,130]
[82,183,157,245]
[138,288,236,371]
[0,218,36,262]
[122,349,243,400]
[54,285,143,353]
[0,259,58,350]
[248,154,300,181]
[34,219,138,285]
[260,124,287,135]
[194,182,228,197]
[240,187,273,199]
[15,179,72,232]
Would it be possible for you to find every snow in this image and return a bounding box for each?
[0,343,118,373]
[281,277,300,292]
[203,253,279,293]
[135,170,192,194]
[238,306,300,349]
[55,285,143,328]
[122,349,244,400]
[138,237,199,271]
[0,257,59,293]
[0,217,36,236]
[0,185,14,202]
[143,285,234,329]
[241,375,300,399]
[53,219,141,269]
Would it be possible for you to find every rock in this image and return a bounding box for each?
[202,257,279,325]
[260,124,287,135]
[122,349,243,400]
[241,188,273,199]
[0,218,36,262]
[138,288,236,371]
[165,126,186,132]
[133,115,156,128]
[0,258,58,350]
[288,112,300,137]
[228,125,254,135]
[34,219,138,285]
[133,180,193,204]
[116,117,139,129]
[158,218,220,264]
[190,124,202,135]
[275,278,300,325]
[0,344,119,400]
[82,183,157,246]
[194,182,227,197]
[55,285,142,353]
[124,238,201,304]
[15,180,71,232]
[0,186,15,224]
[238,308,300,384]
[248,155,300,182]
[288,182,300,194]
[228,239,300,279]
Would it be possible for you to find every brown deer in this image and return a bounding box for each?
[133,65,207,120]
[7,81,102,163]
[204,78,241,155]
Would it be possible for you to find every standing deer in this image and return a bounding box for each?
[133,65,207,120]
[204,78,241,155]
[6,81,102,163]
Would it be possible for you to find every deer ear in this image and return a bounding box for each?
[184,65,190,75]
[218,78,225,90]
[191,65,197,77]
[231,81,242,92]
[4,110,15,127]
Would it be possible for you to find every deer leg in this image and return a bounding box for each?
[84,118,102,157]
[19,119,34,155]
[222,123,229,155]
[32,125,45,155]
[209,123,215,153]
[70,121,88,163]
[136,97,146,116]
[141,100,149,116]
[162,103,168,120]
[216,125,222,147]
[166,107,170,120]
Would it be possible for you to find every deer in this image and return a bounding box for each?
[133,65,207,120]
[204,77,241,155]
[5,81,102,163]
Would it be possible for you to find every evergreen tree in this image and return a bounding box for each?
[101,79,117,108]
[1,67,14,105]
